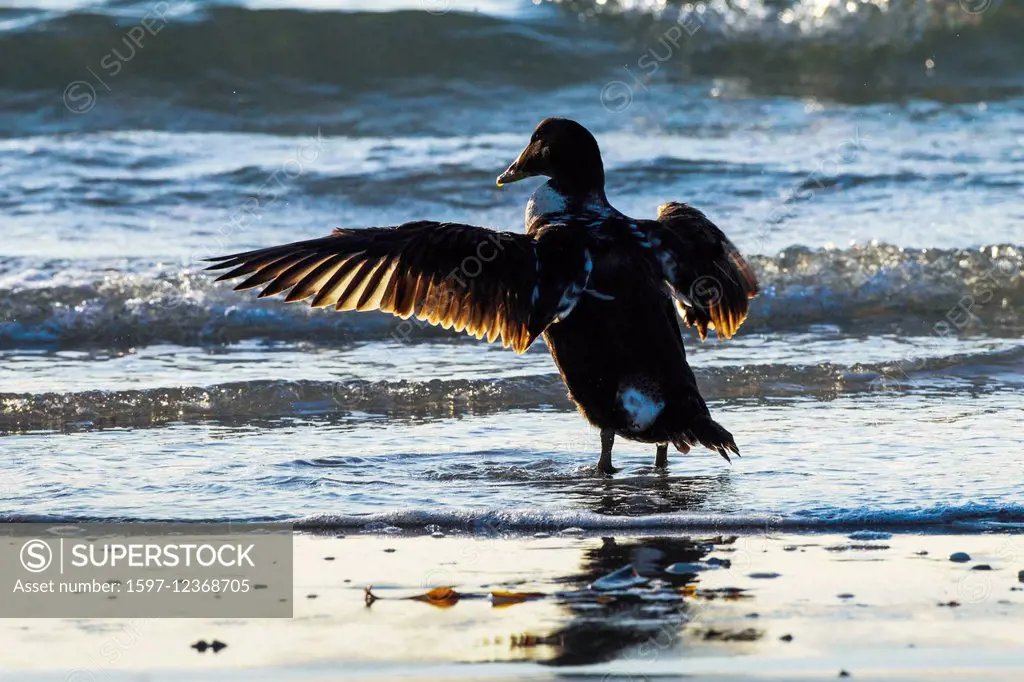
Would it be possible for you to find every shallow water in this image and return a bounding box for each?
[0,0,1022,530]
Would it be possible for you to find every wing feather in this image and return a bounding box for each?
[634,202,759,340]
[234,253,306,291]
[286,255,347,303]
[357,258,397,312]
[336,259,380,312]
[205,221,564,353]
[258,253,332,299]
[309,257,363,309]
[215,251,291,283]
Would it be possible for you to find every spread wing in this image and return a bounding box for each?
[204,221,583,353]
[638,202,759,340]
[206,222,536,351]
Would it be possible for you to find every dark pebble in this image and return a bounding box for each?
[748,572,781,579]
[780,634,794,642]
[826,544,890,552]
[837,593,855,599]
[324,556,336,561]
[949,552,971,563]
[1018,570,1024,583]
[384,548,397,553]
[938,600,960,608]
[839,670,851,678]
[306,593,318,599]
[915,551,928,556]
[210,640,227,653]
[702,627,759,642]
[972,564,992,571]
[191,640,208,652]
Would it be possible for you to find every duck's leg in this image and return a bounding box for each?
[598,429,618,475]
[654,442,669,469]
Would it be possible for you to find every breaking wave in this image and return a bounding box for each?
[0,243,1019,349]
[2,344,1021,431]
[293,503,1024,533]
[4,503,1024,531]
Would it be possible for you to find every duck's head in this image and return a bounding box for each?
[496,118,605,197]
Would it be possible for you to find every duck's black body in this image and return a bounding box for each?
[206,118,759,474]
[541,232,724,452]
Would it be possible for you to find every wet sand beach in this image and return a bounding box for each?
[1,531,1022,681]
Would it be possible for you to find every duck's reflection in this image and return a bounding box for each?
[565,472,731,517]
[360,532,760,666]
[535,535,758,666]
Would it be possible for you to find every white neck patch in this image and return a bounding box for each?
[524,181,614,230]
[525,182,568,230]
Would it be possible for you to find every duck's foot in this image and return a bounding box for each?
[597,429,617,475]
[654,442,669,469]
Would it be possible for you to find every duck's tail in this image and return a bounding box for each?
[671,417,740,463]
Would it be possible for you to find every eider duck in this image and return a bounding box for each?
[206,118,759,474]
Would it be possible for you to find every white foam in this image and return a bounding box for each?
[291,503,1024,535]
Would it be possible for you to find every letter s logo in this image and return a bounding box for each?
[20,540,53,573]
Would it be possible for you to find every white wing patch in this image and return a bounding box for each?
[625,220,679,281]
[617,383,665,433]
[552,249,593,323]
